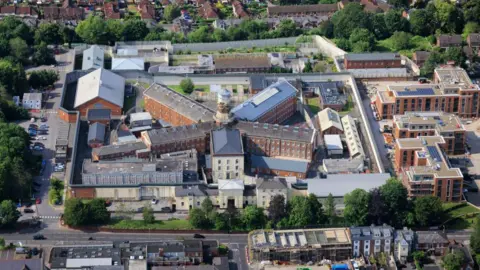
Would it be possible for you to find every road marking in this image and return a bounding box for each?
[38,215,61,219]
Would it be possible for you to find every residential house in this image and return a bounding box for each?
[412,51,430,67]
[359,0,391,13]
[415,231,449,255]
[351,225,394,257]
[0,6,38,17]
[138,0,156,22]
[210,127,244,182]
[437,35,462,48]
[394,228,414,262]
[232,0,248,18]
[23,93,42,109]
[88,122,106,148]
[446,241,475,270]
[43,6,84,21]
[467,33,480,50]
[0,259,43,270]
[104,2,121,19]
[198,1,218,19]
[267,4,338,17]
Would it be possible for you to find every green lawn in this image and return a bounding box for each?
[306,97,320,114]
[107,219,193,230]
[375,35,434,58]
[442,203,480,229]
[167,85,210,95]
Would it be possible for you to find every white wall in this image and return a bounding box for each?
[212,155,244,183]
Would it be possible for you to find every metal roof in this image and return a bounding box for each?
[218,179,244,190]
[23,92,42,101]
[345,53,400,61]
[318,108,343,132]
[112,57,145,70]
[66,258,112,268]
[74,68,125,108]
[0,259,43,270]
[307,173,391,197]
[324,134,343,150]
[250,75,267,90]
[231,79,297,121]
[82,45,104,70]
[87,108,111,121]
[88,122,106,143]
[130,112,152,122]
[341,115,365,158]
[251,155,308,173]
[256,177,288,190]
[211,127,243,155]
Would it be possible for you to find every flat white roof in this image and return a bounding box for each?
[324,134,343,150]
[66,258,112,268]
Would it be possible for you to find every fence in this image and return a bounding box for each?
[172,37,298,53]
[312,36,347,58]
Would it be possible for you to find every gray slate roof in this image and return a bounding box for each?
[251,155,308,173]
[75,68,125,108]
[88,122,106,143]
[307,173,390,197]
[0,259,43,270]
[211,127,243,155]
[250,75,267,90]
[345,53,400,61]
[231,79,298,121]
[82,45,104,70]
[256,177,288,190]
[87,108,111,121]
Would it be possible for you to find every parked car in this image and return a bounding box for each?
[33,234,45,240]
[40,124,48,129]
[33,146,44,151]
[25,202,33,207]
[193,234,205,239]
[30,117,35,123]
[105,200,112,207]
[54,166,64,172]
[33,182,41,187]
[29,124,38,129]
[23,208,34,213]
[151,199,157,205]
[41,117,47,122]
[34,142,45,147]
[160,207,171,213]
[29,130,37,136]
[35,198,41,204]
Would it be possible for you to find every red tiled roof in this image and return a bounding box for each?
[138,2,155,19]
[0,6,16,14]
[198,1,218,19]
[104,2,120,19]
[232,0,248,18]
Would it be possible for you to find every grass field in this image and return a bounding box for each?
[306,97,320,114]
[107,219,193,230]
[376,35,434,58]
[442,203,480,229]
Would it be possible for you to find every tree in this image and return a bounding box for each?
[213,28,228,42]
[189,208,211,229]
[307,194,326,225]
[421,51,444,77]
[31,42,56,66]
[267,194,287,225]
[462,22,480,39]
[433,0,464,34]
[331,3,371,38]
[164,5,181,22]
[344,189,370,226]
[303,61,313,73]
[390,31,413,51]
[463,0,480,24]
[349,28,375,52]
[34,23,61,45]
[410,9,435,36]
[313,62,327,73]
[442,251,465,270]
[371,13,389,40]
[241,205,266,231]
[0,237,4,248]
[88,199,110,224]
[470,216,480,253]
[368,188,386,225]
[180,78,195,94]
[106,19,125,44]
[0,59,28,96]
[324,193,336,224]
[63,198,89,226]
[286,195,326,228]
[413,196,444,227]
[0,200,20,228]
[445,47,466,66]
[214,212,230,231]
[276,19,301,37]
[387,0,408,8]
[75,15,108,44]
[335,38,350,51]
[28,69,59,90]
[384,9,409,35]
[142,204,155,224]
[9,37,29,63]
[188,26,213,43]
[123,20,149,41]
[380,178,409,227]
[413,251,426,265]
[61,26,77,47]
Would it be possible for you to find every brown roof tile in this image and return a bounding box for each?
[267,4,338,16]
[468,33,480,47]
[104,2,120,19]
[214,55,270,69]
[437,35,462,47]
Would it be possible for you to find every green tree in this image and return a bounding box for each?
[387,0,408,8]
[9,37,29,63]
[470,216,480,253]
[463,0,480,24]
[349,28,375,52]
[63,198,89,226]
[303,61,313,72]
[32,42,56,66]
[106,19,125,44]
[421,51,444,77]
[384,9,409,35]
[325,193,336,224]
[0,59,28,96]
[267,194,287,226]
[286,195,326,228]
[0,237,4,248]
[344,189,370,226]
[241,205,266,231]
[409,9,435,36]
[188,26,212,43]
[445,47,466,66]
[335,38,350,51]
[371,13,389,40]
[34,23,61,45]
[433,0,464,33]
[313,62,327,73]
[441,251,465,270]
[331,3,371,38]
[390,31,413,51]
[88,199,110,224]
[413,196,444,227]
[75,15,108,44]
[215,212,230,231]
[276,19,301,37]
[60,26,76,47]
[123,20,149,41]
[413,251,426,265]
[462,22,480,39]
[380,178,409,228]
[213,28,228,42]
[164,5,181,22]
[28,69,59,90]
[0,200,20,228]
[142,204,155,224]
[189,208,211,229]
[180,78,195,94]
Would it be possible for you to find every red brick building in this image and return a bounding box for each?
[251,155,308,178]
[214,55,271,74]
[412,51,430,67]
[344,53,402,69]
[143,84,215,127]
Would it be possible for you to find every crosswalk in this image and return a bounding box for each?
[38,215,61,219]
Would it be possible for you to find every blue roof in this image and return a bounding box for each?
[231,79,297,121]
[396,88,435,96]
[251,155,308,173]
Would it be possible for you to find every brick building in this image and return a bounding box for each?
[143,84,215,126]
[231,79,297,124]
[317,108,343,135]
[392,112,466,155]
[74,68,125,117]
[375,68,480,119]
[214,55,271,74]
[351,225,394,257]
[394,136,463,202]
[412,51,430,67]
[250,155,308,178]
[267,4,338,17]
[437,35,462,48]
[92,141,149,161]
[344,53,402,69]
[467,33,480,50]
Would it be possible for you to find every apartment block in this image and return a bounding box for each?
[351,225,394,257]
[376,68,479,119]
[393,112,466,155]
[394,136,463,202]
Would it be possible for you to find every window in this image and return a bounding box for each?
[218,160,221,164]
[227,160,230,164]
[218,166,221,171]
[181,202,184,206]
[197,201,200,206]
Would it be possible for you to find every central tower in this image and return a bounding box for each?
[214,89,233,124]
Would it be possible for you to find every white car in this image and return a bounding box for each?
[151,199,157,205]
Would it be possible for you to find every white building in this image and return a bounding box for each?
[255,177,289,208]
[22,93,42,109]
[341,115,365,159]
[324,134,343,156]
[82,45,104,70]
[210,127,244,182]
[218,179,245,209]
[394,228,414,262]
[351,225,394,257]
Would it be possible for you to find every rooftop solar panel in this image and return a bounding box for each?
[396,88,435,96]
[427,146,442,162]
